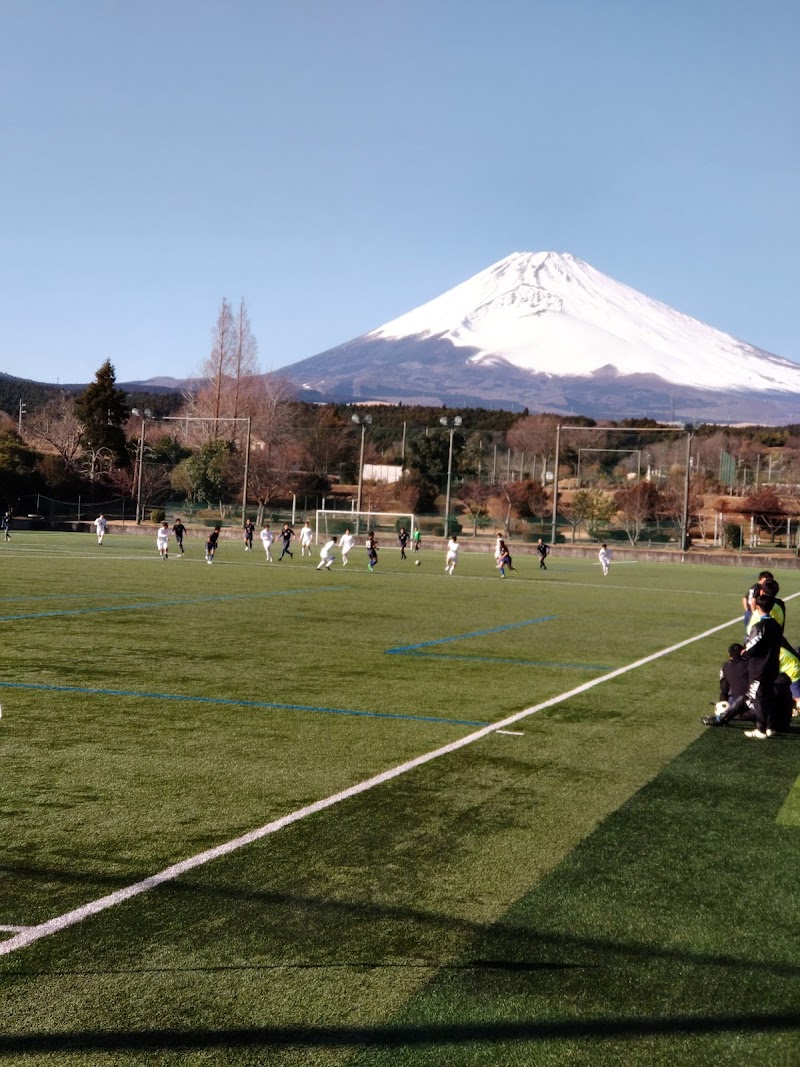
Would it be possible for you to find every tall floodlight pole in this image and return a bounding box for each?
[131,408,153,524]
[241,416,252,526]
[550,423,561,544]
[352,414,373,533]
[681,431,693,549]
[440,415,463,537]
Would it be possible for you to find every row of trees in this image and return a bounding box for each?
[6,296,800,542]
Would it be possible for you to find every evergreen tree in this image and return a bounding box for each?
[74,361,130,467]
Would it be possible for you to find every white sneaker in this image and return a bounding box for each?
[744,729,769,739]
[765,729,776,737]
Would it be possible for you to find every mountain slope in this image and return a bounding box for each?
[283,252,800,422]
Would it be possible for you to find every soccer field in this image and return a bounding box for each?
[1,532,799,1065]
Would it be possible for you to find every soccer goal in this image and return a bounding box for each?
[314,509,417,543]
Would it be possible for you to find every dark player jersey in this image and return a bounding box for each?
[207,530,220,548]
[398,532,409,547]
[172,522,186,539]
[719,657,749,702]
[281,528,294,545]
[744,615,783,681]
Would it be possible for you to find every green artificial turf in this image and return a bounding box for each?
[1,532,798,1064]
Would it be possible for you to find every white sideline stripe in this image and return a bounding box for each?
[496,730,524,736]
[0,925,30,933]
[1,600,794,960]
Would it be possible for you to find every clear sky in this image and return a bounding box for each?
[1,0,798,385]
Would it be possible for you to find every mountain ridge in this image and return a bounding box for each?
[281,252,800,422]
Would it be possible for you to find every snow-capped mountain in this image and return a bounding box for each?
[283,252,800,422]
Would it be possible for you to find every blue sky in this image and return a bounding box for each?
[1,0,798,385]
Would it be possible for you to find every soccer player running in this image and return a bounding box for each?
[445,535,459,575]
[496,538,515,578]
[206,525,221,564]
[413,529,422,553]
[398,527,409,559]
[172,517,186,555]
[260,523,273,562]
[243,519,255,552]
[598,544,612,576]
[536,537,549,570]
[339,528,355,566]
[94,513,108,545]
[299,520,314,557]
[278,523,295,561]
[157,521,171,560]
[316,535,338,571]
[365,530,379,571]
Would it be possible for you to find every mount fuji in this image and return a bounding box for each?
[283,252,800,423]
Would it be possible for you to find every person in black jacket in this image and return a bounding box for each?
[742,570,773,633]
[742,593,784,739]
[702,643,750,726]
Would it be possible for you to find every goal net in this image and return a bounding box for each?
[314,509,417,544]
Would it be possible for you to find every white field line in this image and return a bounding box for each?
[0,926,30,933]
[0,601,792,960]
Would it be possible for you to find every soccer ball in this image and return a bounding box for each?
[415,560,421,566]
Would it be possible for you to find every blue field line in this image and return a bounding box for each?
[0,680,487,728]
[385,615,556,654]
[0,593,157,604]
[0,587,345,623]
[397,651,611,670]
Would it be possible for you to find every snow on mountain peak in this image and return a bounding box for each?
[370,251,800,394]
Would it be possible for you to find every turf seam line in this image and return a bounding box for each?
[386,616,556,653]
[394,652,610,669]
[0,601,793,960]
[0,587,345,622]
[0,681,487,728]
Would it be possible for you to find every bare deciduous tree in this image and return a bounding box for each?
[231,299,259,419]
[242,439,303,525]
[185,297,259,442]
[561,489,614,542]
[613,482,661,545]
[26,394,83,469]
[457,480,493,537]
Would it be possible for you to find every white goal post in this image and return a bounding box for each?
[314,509,418,544]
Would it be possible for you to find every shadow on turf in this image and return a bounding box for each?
[4,865,800,979]
[1,1013,800,1054]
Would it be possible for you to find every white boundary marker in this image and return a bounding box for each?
[1,602,789,960]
